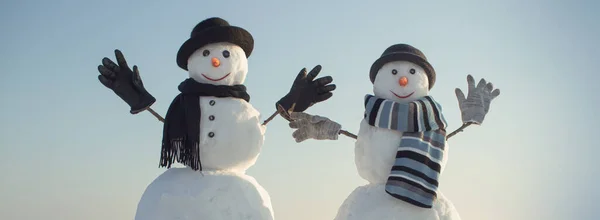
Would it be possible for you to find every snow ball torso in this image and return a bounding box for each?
[198,96,266,172]
[355,119,450,184]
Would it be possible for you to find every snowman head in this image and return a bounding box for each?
[369,44,436,103]
[176,17,254,85]
[187,42,248,85]
[373,61,429,103]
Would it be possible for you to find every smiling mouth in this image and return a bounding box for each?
[201,73,231,81]
[391,91,414,99]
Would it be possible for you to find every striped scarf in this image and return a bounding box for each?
[364,94,448,208]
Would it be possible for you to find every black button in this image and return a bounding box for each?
[209,115,215,121]
[208,132,215,138]
[209,100,216,106]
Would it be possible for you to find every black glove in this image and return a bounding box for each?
[97,49,156,114]
[276,65,336,120]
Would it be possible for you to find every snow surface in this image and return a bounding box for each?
[333,183,460,220]
[135,168,274,220]
[197,96,266,172]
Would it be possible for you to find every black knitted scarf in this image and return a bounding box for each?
[159,78,250,171]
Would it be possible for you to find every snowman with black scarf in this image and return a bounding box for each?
[96,17,335,220]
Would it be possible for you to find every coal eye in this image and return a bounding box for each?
[391,69,398,75]
[222,50,230,58]
[409,68,416,74]
[202,50,210,57]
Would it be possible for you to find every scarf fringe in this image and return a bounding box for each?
[159,138,202,171]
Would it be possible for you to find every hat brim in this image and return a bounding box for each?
[176,26,254,70]
[369,52,436,89]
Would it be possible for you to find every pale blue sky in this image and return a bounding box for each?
[1,0,599,220]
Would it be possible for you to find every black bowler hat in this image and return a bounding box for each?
[369,44,436,89]
[176,17,254,70]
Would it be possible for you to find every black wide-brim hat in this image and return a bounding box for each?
[176,17,254,70]
[369,44,436,89]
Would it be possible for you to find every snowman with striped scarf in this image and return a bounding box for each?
[287,44,500,220]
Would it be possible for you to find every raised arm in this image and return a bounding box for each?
[261,65,336,126]
[96,50,337,126]
[447,74,500,140]
[97,49,161,121]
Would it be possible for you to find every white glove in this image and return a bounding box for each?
[288,112,342,143]
[455,75,500,125]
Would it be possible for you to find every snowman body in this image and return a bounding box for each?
[334,119,458,220]
[334,60,460,220]
[135,169,273,220]
[134,42,274,220]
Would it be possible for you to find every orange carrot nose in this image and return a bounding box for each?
[211,57,220,67]
[399,76,408,87]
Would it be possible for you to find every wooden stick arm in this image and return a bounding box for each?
[147,107,164,122]
[335,120,474,141]
[336,122,473,141]
[261,103,291,126]
[145,103,286,126]
[261,109,282,126]
[446,122,474,140]
[339,129,357,139]
[274,104,357,140]
[257,103,472,141]
[141,102,473,140]
[261,107,472,141]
